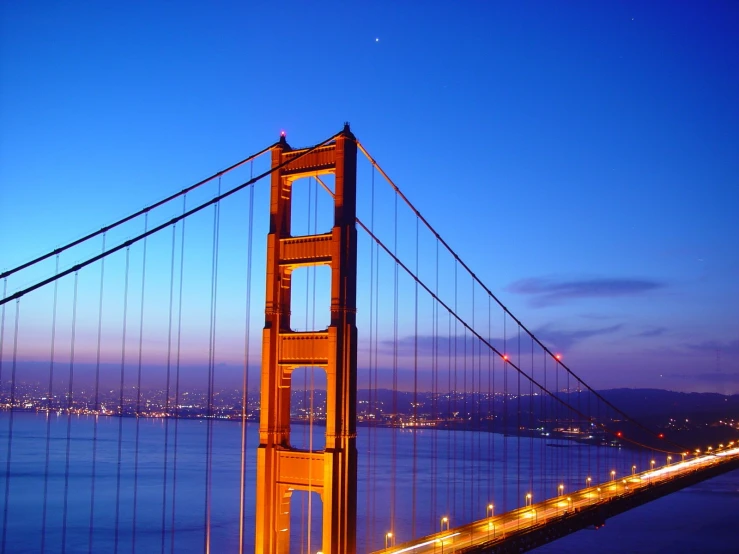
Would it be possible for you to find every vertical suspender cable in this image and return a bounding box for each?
[529,338,534,503]
[239,162,255,554]
[365,166,380,551]
[476,286,482,520]
[204,177,222,554]
[366,165,376,549]
[1,299,20,553]
[567,367,571,490]
[161,224,177,554]
[61,271,79,554]
[462,328,473,521]
[555,355,560,492]
[516,324,521,518]
[473,279,479,520]
[462,299,468,520]
[390,191,398,532]
[542,353,547,503]
[90,234,106,553]
[41,255,60,553]
[171,195,188,553]
[133,214,149,552]
[431,237,439,532]
[446,300,455,513]
[452,260,458,516]
[411,216,419,538]
[365,167,373,548]
[487,295,492,510]
[502,313,507,514]
[0,278,5,385]
[114,248,131,554]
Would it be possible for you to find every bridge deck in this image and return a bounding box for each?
[375,449,739,554]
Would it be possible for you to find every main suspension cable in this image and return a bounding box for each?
[0,142,277,281]
[356,141,686,451]
[2,131,344,308]
[356,220,685,456]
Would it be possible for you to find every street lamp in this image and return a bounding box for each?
[558,484,564,497]
[651,460,655,470]
[440,516,449,531]
[525,493,532,507]
[610,470,616,482]
[631,465,636,476]
[385,532,393,549]
[597,487,601,500]
[487,504,494,518]
[586,476,592,488]
[667,455,672,466]
[567,497,572,511]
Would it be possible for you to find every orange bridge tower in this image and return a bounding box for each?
[255,125,358,554]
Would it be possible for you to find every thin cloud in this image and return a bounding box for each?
[379,334,506,357]
[378,324,623,359]
[507,277,665,307]
[633,327,667,338]
[684,339,739,356]
[535,324,623,352]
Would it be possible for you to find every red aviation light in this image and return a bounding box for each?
[658,433,665,439]
[502,354,509,362]
[616,431,623,438]
[555,354,562,361]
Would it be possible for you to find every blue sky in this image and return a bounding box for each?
[1,1,737,393]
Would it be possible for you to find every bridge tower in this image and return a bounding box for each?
[255,125,358,554]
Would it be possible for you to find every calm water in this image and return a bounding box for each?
[0,412,734,553]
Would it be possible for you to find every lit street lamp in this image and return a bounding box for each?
[586,476,592,488]
[610,470,616,482]
[440,516,449,532]
[525,493,532,507]
[566,497,572,511]
[487,504,494,518]
[385,532,393,549]
[667,455,672,466]
[632,465,636,476]
[558,484,564,497]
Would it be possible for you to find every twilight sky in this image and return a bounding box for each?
[1,1,737,393]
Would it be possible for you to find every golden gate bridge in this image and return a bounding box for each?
[1,125,738,553]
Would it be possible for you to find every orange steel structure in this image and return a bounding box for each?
[254,125,358,554]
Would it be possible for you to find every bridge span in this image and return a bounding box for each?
[376,447,739,554]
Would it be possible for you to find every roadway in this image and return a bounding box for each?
[375,445,739,554]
